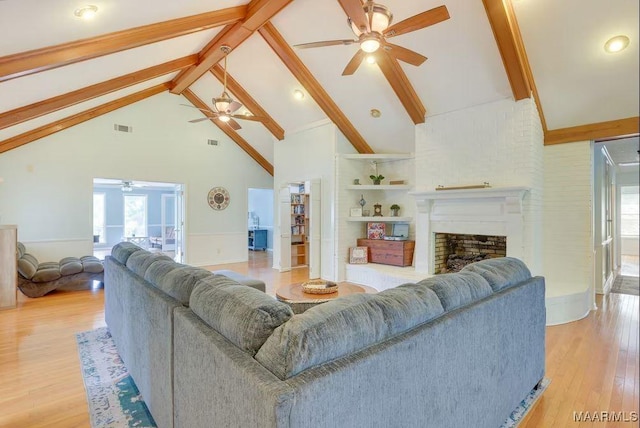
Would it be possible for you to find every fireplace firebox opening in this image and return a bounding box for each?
[434,233,506,274]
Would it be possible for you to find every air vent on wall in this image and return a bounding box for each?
[114,124,133,133]
[208,139,219,146]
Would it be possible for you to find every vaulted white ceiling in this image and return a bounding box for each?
[0,0,637,169]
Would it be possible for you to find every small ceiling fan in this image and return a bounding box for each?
[294,0,450,75]
[121,180,144,192]
[183,45,267,130]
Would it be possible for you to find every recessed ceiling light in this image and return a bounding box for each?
[370,109,381,118]
[293,89,305,100]
[604,35,630,53]
[244,111,252,117]
[74,5,98,19]
[365,55,376,64]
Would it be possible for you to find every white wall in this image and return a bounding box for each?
[273,122,337,279]
[0,92,273,265]
[415,97,544,274]
[543,141,594,324]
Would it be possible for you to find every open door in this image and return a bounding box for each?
[278,186,291,272]
[307,179,321,279]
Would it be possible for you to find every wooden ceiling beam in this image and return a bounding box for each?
[0,7,246,82]
[545,117,640,146]
[182,89,274,176]
[210,65,284,140]
[0,83,170,154]
[0,55,197,131]
[482,0,547,132]
[258,22,373,154]
[170,0,293,94]
[376,51,426,124]
[481,0,531,101]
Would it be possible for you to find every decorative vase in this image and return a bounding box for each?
[373,179,381,185]
[359,195,366,208]
[391,209,399,217]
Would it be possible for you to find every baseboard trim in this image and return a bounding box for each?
[545,288,593,326]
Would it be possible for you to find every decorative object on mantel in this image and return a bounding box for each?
[369,174,385,185]
[350,207,363,217]
[390,204,400,216]
[389,180,406,185]
[436,182,491,191]
[302,279,338,294]
[359,194,366,209]
[373,203,383,216]
[353,179,360,185]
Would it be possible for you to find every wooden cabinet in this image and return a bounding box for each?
[0,225,17,310]
[357,238,415,267]
[248,229,267,251]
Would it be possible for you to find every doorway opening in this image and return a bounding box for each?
[92,178,184,262]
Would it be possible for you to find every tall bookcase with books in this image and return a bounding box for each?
[290,186,309,267]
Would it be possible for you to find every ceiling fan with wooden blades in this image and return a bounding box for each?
[183,45,267,130]
[294,0,450,76]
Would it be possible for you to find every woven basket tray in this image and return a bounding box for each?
[301,280,338,294]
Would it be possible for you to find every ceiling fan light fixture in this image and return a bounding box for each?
[214,93,232,113]
[74,5,98,19]
[361,36,381,53]
[218,115,231,123]
[604,35,630,53]
[366,3,393,33]
[366,55,377,64]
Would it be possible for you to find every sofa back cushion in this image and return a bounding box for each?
[17,253,38,279]
[189,276,293,355]
[417,271,493,312]
[146,263,211,305]
[111,242,144,265]
[126,250,173,277]
[255,284,445,380]
[460,257,532,292]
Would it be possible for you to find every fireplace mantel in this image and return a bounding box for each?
[409,187,531,274]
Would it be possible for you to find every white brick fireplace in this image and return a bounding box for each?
[410,187,530,274]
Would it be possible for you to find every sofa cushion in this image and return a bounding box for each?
[59,258,83,276]
[417,271,493,312]
[17,242,26,258]
[17,253,38,279]
[460,257,531,292]
[151,265,212,305]
[32,267,62,283]
[80,256,104,273]
[212,269,266,292]
[189,276,293,355]
[255,284,445,380]
[126,251,172,277]
[111,242,144,265]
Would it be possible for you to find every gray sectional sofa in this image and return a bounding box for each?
[105,241,546,428]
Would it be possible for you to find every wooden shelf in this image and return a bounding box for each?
[347,216,412,222]
[346,184,411,190]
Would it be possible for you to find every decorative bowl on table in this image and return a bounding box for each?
[301,279,338,294]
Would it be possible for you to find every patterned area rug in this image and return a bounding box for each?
[77,327,547,427]
[501,378,551,427]
[76,328,156,428]
[611,275,640,296]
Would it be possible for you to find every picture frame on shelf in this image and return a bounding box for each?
[350,207,363,217]
[349,246,368,264]
[367,222,386,240]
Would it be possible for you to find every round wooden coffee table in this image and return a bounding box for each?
[276,282,376,314]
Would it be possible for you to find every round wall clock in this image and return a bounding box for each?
[207,187,230,210]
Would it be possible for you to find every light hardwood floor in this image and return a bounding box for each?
[0,252,637,427]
